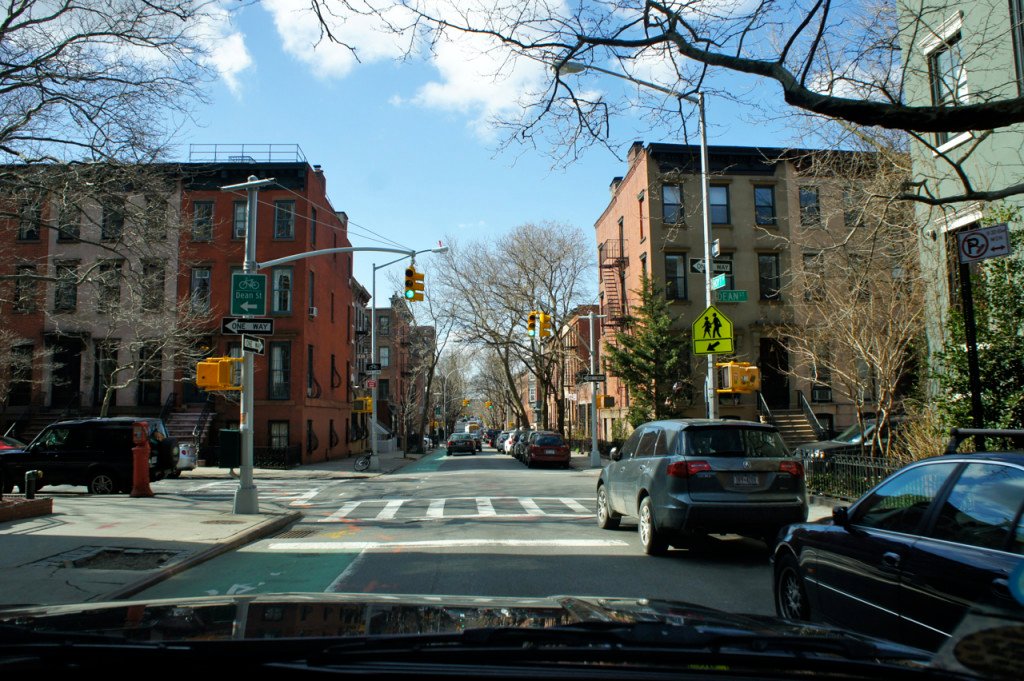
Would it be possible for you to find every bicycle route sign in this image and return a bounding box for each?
[692,305,734,355]
[230,272,267,316]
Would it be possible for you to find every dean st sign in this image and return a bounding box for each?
[230,273,267,316]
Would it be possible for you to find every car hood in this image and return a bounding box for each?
[0,592,924,650]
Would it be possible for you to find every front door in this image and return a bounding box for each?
[49,338,82,408]
[759,338,789,410]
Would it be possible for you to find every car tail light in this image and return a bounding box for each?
[779,461,804,477]
[668,460,712,478]
[447,441,454,448]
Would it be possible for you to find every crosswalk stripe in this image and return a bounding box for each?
[427,498,446,517]
[518,498,545,515]
[560,498,590,513]
[376,499,407,520]
[318,501,361,522]
[475,497,496,516]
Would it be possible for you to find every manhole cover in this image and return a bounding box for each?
[72,548,178,571]
[201,519,247,524]
[276,529,317,539]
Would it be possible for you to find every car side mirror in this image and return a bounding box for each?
[610,447,622,461]
[832,506,850,527]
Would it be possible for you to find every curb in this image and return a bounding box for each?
[103,510,303,601]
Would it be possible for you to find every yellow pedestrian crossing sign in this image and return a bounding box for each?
[692,305,734,355]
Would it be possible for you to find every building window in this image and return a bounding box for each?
[662,185,682,224]
[802,252,825,301]
[710,185,730,224]
[308,271,315,309]
[269,421,290,449]
[378,315,390,336]
[17,199,41,240]
[758,253,781,300]
[13,265,37,312]
[57,206,81,241]
[269,342,291,399]
[101,201,124,241]
[137,343,162,406]
[141,260,164,312]
[7,344,33,406]
[754,186,776,225]
[718,253,735,290]
[379,346,390,368]
[665,253,687,300]
[929,32,968,145]
[192,201,214,240]
[272,267,293,313]
[377,378,389,403]
[190,266,210,314]
[94,341,119,408]
[799,186,820,226]
[97,260,123,313]
[233,201,247,239]
[53,261,78,312]
[274,200,295,239]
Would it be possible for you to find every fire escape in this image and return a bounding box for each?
[599,239,629,327]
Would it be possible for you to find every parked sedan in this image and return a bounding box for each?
[445,433,477,455]
[773,427,1024,652]
[597,419,808,555]
[522,432,571,468]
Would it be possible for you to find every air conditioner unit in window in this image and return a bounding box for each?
[812,387,832,403]
[308,306,318,318]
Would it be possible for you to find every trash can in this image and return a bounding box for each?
[219,429,241,468]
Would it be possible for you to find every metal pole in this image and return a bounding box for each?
[697,93,718,420]
[369,265,380,471]
[232,174,272,514]
[589,311,601,468]
[958,262,986,451]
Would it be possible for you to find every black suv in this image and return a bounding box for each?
[0,417,179,495]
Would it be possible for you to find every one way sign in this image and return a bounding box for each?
[221,317,275,335]
[242,335,265,355]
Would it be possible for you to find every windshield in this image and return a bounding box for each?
[2,2,1018,677]
[686,427,790,458]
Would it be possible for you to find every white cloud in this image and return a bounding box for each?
[196,5,253,96]
[262,0,407,79]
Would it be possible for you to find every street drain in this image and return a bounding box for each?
[71,548,179,571]
[276,529,317,539]
[201,519,247,524]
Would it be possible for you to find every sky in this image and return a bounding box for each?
[176,1,795,305]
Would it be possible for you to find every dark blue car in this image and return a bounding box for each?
[773,428,1024,652]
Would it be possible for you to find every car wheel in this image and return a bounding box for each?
[596,485,620,530]
[167,470,182,479]
[87,470,119,495]
[638,496,669,555]
[775,552,811,621]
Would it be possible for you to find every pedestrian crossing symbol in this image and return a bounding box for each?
[692,305,734,355]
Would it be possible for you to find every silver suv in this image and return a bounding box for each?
[596,419,808,554]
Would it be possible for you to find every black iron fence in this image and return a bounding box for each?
[801,452,903,501]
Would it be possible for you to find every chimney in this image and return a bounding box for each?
[627,140,645,163]
[609,176,623,197]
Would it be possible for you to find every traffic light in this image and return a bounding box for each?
[716,362,762,393]
[527,310,538,337]
[196,357,242,391]
[353,397,373,413]
[404,266,425,301]
[596,394,616,409]
[539,313,553,338]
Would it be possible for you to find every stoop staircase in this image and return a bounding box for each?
[770,410,822,449]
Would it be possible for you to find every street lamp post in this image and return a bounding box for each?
[556,62,718,419]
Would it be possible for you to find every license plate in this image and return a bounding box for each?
[732,474,759,486]
[545,449,556,455]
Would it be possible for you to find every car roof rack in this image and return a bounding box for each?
[946,428,1024,454]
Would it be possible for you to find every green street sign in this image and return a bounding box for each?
[716,289,749,303]
[711,273,728,290]
[231,273,267,316]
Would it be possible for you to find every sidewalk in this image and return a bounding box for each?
[0,450,426,610]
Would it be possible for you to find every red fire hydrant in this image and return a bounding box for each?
[130,421,154,498]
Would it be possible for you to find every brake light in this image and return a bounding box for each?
[447,441,454,448]
[668,460,712,477]
[779,461,804,477]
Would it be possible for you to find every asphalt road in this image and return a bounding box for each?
[134,448,778,615]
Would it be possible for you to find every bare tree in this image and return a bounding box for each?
[310,0,1024,205]
[435,222,595,432]
[774,145,924,456]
